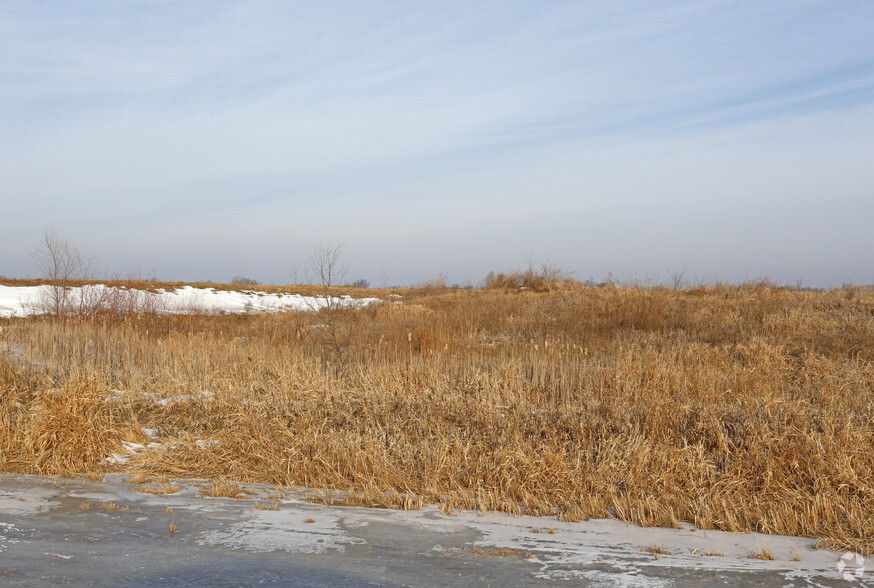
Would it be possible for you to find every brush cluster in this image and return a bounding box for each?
[1,282,873,552]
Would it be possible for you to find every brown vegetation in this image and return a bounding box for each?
[749,547,776,560]
[135,481,180,495]
[1,281,874,552]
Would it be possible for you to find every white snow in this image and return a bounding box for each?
[105,441,164,465]
[0,284,381,318]
[198,508,365,554]
[154,390,215,407]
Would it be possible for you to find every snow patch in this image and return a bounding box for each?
[0,284,380,318]
[198,509,363,554]
[154,391,214,407]
[105,441,164,465]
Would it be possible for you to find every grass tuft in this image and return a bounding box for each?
[200,478,253,499]
[135,482,180,495]
[749,547,776,560]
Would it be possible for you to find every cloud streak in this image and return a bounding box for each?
[2,1,873,286]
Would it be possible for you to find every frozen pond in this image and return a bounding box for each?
[0,473,867,586]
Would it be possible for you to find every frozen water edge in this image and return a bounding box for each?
[0,473,867,586]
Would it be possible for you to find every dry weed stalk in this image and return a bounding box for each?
[749,547,776,560]
[1,282,874,552]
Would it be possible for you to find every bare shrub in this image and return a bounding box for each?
[484,261,572,292]
[28,233,164,317]
[100,286,164,316]
[29,231,165,317]
[231,276,260,286]
[411,271,449,291]
[668,264,690,290]
[301,242,359,365]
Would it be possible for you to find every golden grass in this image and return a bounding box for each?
[749,547,776,560]
[448,546,532,559]
[200,477,253,499]
[2,282,874,552]
[126,473,152,485]
[11,377,138,476]
[135,481,180,495]
[485,547,532,559]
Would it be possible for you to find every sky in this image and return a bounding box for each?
[2,1,873,287]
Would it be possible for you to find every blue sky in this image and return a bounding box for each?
[2,1,873,286]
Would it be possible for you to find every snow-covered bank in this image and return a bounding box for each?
[0,284,381,318]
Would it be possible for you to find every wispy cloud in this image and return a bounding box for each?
[1,1,873,285]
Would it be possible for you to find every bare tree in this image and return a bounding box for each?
[379,268,392,290]
[308,241,347,297]
[30,229,99,316]
[31,228,96,283]
[668,263,691,290]
[303,242,356,368]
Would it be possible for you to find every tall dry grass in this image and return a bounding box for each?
[1,281,874,552]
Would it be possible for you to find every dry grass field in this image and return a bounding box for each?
[2,278,874,552]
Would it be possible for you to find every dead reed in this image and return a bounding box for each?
[1,281,873,552]
[749,547,776,560]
